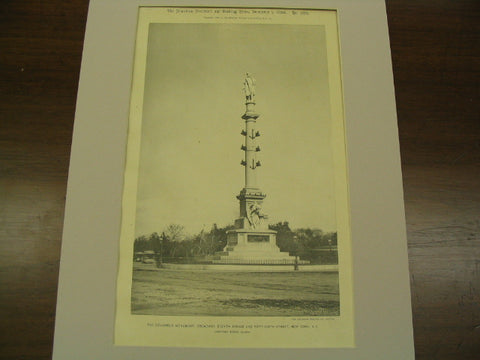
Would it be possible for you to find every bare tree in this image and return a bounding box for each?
[164,223,185,242]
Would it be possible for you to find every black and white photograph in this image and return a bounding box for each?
[115,7,354,348]
[129,16,346,317]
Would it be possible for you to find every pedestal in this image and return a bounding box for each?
[214,218,301,264]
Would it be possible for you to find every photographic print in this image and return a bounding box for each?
[115,7,354,348]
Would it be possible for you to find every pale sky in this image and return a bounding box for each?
[134,23,336,236]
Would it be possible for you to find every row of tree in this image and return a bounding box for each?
[134,223,234,259]
[133,222,337,263]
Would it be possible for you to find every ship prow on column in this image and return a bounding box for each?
[213,74,308,265]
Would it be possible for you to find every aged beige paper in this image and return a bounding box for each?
[115,6,354,348]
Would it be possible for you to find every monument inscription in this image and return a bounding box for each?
[247,235,270,243]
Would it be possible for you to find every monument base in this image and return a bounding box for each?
[213,228,308,265]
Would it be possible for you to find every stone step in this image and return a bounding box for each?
[215,251,229,256]
[211,259,310,265]
[219,250,295,258]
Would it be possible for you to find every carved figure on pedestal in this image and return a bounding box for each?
[247,202,266,229]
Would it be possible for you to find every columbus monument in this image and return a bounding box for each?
[214,74,304,264]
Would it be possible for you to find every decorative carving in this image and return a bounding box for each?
[246,202,267,229]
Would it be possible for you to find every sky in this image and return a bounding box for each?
[134,23,337,236]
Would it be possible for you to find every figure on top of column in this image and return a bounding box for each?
[243,72,256,102]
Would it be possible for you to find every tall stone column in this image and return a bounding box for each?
[214,74,299,265]
[242,101,260,189]
[238,75,266,229]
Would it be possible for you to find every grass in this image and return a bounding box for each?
[131,266,340,316]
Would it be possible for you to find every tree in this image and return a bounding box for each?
[269,221,296,253]
[164,223,185,242]
[148,232,161,252]
[162,224,186,257]
[295,228,323,249]
[323,231,337,246]
[133,235,149,253]
[209,223,233,253]
[190,224,233,256]
[149,232,162,267]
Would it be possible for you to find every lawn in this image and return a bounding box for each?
[131,266,340,316]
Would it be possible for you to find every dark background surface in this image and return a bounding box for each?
[0,1,478,359]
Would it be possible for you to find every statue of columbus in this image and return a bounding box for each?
[243,72,256,101]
